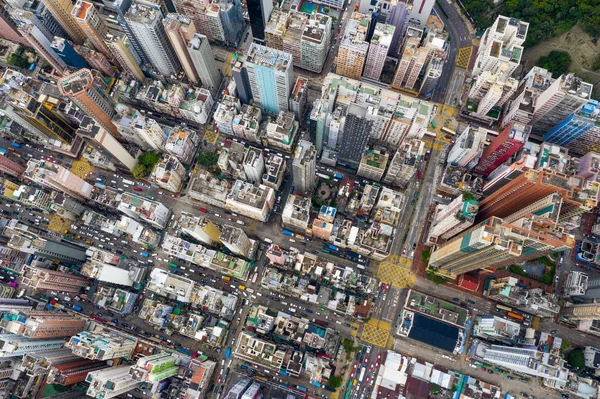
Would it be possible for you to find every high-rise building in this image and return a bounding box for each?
[39,0,86,44]
[232,58,252,104]
[1,310,85,338]
[429,215,573,278]
[407,0,435,27]
[71,1,113,61]
[173,0,243,47]
[220,225,252,258]
[476,168,599,224]
[578,151,600,182]
[363,23,394,81]
[339,104,373,168]
[530,73,593,137]
[473,15,528,79]
[482,154,537,196]
[357,147,389,181]
[292,139,316,194]
[77,117,138,172]
[130,353,179,383]
[391,29,427,91]
[163,13,199,84]
[0,333,65,357]
[245,43,293,115]
[126,0,182,76]
[0,3,29,45]
[107,34,145,81]
[446,126,487,167]
[543,100,600,155]
[561,303,600,321]
[336,12,369,80]
[427,194,479,244]
[0,155,25,178]
[386,3,408,56]
[17,21,68,74]
[68,330,137,360]
[181,358,216,398]
[289,76,308,121]
[21,266,89,293]
[187,33,221,89]
[471,122,528,176]
[47,359,109,385]
[57,69,120,137]
[301,13,331,73]
[51,37,89,70]
[85,365,140,399]
[246,0,272,41]
[467,67,518,120]
[179,212,222,245]
[114,104,166,151]
[382,139,424,187]
[501,66,553,128]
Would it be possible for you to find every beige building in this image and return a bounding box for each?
[265,111,299,153]
[336,12,369,79]
[281,195,311,232]
[21,266,89,293]
[152,154,186,192]
[220,225,252,258]
[357,147,389,182]
[107,35,145,81]
[178,212,222,245]
[226,180,275,222]
[72,1,113,61]
[164,13,199,84]
[392,34,428,91]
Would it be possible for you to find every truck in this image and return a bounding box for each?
[346,251,359,260]
[279,370,289,376]
[10,142,21,148]
[334,173,343,179]
[282,230,294,237]
[141,252,149,257]
[225,347,231,359]
[296,386,307,393]
[328,244,339,252]
[0,148,6,155]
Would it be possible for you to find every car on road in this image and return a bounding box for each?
[453,297,459,302]
[551,330,557,334]
[468,300,475,304]
[402,247,407,255]
[519,393,529,398]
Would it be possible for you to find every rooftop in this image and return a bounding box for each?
[247,43,292,73]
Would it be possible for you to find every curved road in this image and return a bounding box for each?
[431,0,473,104]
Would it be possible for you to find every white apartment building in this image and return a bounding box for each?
[501,66,553,128]
[232,104,262,143]
[473,15,528,79]
[214,95,241,135]
[446,126,487,167]
[114,105,167,151]
[220,225,252,258]
[125,0,181,76]
[86,365,140,399]
[0,334,65,357]
[179,88,214,124]
[152,154,186,192]
[427,194,479,244]
[226,180,275,222]
[292,140,316,194]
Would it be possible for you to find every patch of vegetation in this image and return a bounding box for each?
[132,164,148,179]
[567,348,585,369]
[462,191,475,201]
[430,384,442,394]
[7,53,30,68]
[561,339,571,352]
[509,256,555,285]
[426,270,452,285]
[328,375,342,388]
[138,151,160,168]
[197,149,219,167]
[461,0,600,47]
[536,51,572,76]
[421,249,431,263]
[342,338,360,360]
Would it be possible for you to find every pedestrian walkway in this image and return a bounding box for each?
[48,215,70,234]
[70,158,93,179]
[360,318,391,348]
[377,254,415,289]
[456,46,473,68]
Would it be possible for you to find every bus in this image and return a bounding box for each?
[316,173,331,180]
[496,304,512,312]
[251,272,258,284]
[344,381,353,399]
[10,142,21,148]
[424,131,437,137]
[322,248,331,254]
[122,179,134,185]
[358,366,366,383]
[168,262,178,268]
[0,148,6,155]
[441,127,456,136]
[507,312,524,321]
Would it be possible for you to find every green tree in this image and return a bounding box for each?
[7,54,29,68]
[197,150,219,167]
[138,151,160,167]
[568,349,585,369]
[536,51,572,77]
[328,375,342,389]
[561,339,571,352]
[421,249,431,262]
[132,164,147,179]
[430,384,441,394]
